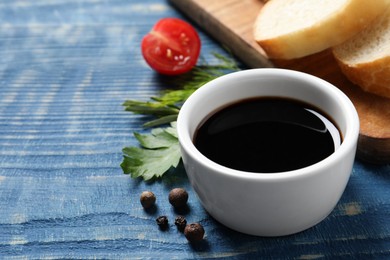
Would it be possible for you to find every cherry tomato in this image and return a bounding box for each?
[141,18,201,75]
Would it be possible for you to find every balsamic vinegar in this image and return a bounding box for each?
[194,97,341,173]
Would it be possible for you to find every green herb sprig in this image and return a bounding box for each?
[121,53,240,180]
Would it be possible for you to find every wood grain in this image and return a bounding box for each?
[169,0,390,164]
[0,0,389,259]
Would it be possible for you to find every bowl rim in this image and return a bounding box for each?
[177,68,360,181]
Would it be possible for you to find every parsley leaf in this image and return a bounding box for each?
[121,53,240,180]
[121,122,181,181]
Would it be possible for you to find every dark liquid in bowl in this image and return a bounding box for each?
[194,97,341,173]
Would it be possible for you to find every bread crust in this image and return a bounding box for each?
[254,0,390,59]
[334,55,390,99]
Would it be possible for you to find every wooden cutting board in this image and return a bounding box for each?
[169,0,390,164]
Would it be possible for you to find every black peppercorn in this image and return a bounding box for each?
[156,216,169,230]
[174,215,187,232]
[140,191,156,209]
[168,188,188,208]
[184,223,205,242]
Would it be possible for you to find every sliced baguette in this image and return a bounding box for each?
[254,0,390,59]
[333,7,390,99]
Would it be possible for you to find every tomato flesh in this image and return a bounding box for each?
[141,18,201,75]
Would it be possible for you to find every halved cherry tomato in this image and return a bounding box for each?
[141,18,201,75]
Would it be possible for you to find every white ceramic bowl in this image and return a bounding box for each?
[177,68,359,236]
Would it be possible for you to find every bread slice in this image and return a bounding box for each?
[333,7,390,99]
[254,0,390,59]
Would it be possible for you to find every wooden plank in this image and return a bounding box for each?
[169,0,390,164]
[169,0,272,68]
[0,1,389,259]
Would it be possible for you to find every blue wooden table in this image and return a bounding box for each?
[0,0,389,259]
